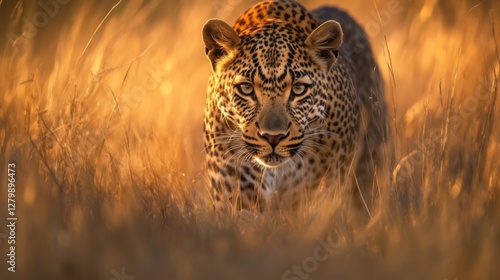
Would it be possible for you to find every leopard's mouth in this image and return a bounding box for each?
[253,153,291,168]
[244,139,300,168]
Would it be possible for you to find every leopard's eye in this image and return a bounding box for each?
[235,83,254,96]
[291,83,309,97]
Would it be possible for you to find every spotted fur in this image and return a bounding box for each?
[202,0,390,211]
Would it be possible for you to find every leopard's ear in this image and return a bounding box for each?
[305,20,343,71]
[202,19,241,71]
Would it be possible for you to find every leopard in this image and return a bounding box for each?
[202,0,391,212]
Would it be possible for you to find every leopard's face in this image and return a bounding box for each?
[203,18,343,168]
[224,27,323,167]
[230,73,316,168]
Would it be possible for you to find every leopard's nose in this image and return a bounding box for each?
[258,131,289,148]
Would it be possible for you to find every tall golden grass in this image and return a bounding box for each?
[0,0,499,279]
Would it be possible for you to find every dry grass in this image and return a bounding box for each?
[0,0,499,279]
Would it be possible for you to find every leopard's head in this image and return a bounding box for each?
[203,18,343,168]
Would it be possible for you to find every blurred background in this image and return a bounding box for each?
[0,0,499,279]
